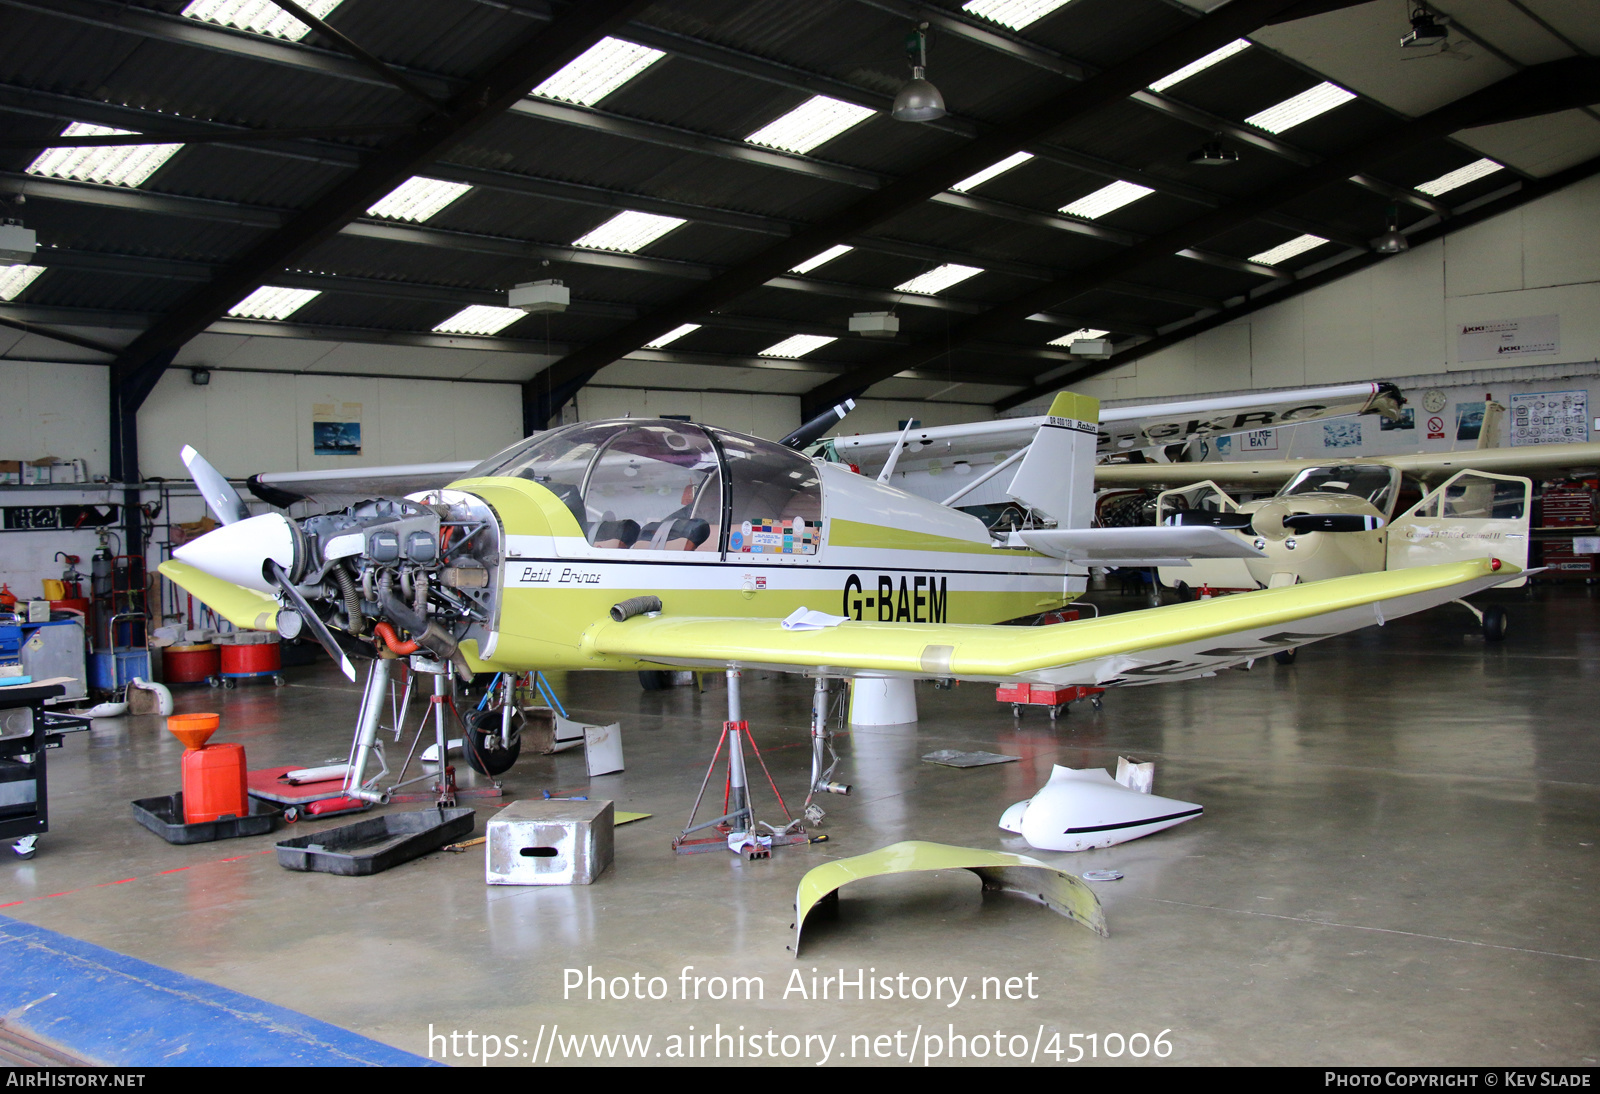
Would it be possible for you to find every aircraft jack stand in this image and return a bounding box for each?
[673,669,815,859]
[344,656,503,808]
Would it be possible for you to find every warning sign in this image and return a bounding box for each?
[1426,415,1445,440]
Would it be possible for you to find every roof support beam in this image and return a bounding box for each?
[102,0,653,413]
[522,0,1315,429]
[801,57,1600,417]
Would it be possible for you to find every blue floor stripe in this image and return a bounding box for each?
[0,915,440,1066]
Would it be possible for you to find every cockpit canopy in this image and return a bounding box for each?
[469,419,822,555]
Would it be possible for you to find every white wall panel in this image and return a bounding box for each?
[1444,209,1523,297]
[0,362,109,473]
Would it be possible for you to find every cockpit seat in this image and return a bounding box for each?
[639,516,711,551]
[592,518,641,549]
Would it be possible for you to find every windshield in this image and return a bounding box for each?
[1280,465,1397,508]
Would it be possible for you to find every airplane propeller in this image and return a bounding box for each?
[1282,513,1384,534]
[179,445,356,681]
[1166,510,1255,533]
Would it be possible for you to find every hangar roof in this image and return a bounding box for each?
[1,0,1598,429]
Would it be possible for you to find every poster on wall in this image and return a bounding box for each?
[312,401,363,456]
[1323,421,1362,448]
[1455,402,1485,442]
[1510,390,1588,446]
[1379,409,1415,432]
[1457,315,1559,362]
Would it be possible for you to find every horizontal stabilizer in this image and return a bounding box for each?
[1006,526,1265,566]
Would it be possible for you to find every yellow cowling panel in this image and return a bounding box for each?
[589,559,1510,677]
[792,840,1106,956]
[157,560,281,631]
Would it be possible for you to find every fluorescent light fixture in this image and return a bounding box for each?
[760,334,836,358]
[0,264,45,301]
[950,151,1034,193]
[572,210,686,253]
[1248,234,1328,266]
[1416,157,1504,197]
[960,0,1074,31]
[1060,180,1154,220]
[531,37,665,106]
[181,0,341,41]
[366,177,471,222]
[644,323,700,349]
[26,123,182,188]
[746,96,875,155]
[1245,81,1355,134]
[1047,327,1107,347]
[789,245,853,275]
[1148,39,1251,94]
[894,263,984,295]
[227,285,321,320]
[433,305,525,336]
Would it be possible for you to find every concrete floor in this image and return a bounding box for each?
[4,584,1598,1066]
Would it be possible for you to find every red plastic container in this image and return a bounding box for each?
[164,643,220,684]
[220,640,281,675]
[182,742,249,824]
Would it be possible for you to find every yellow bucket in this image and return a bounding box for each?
[41,579,65,600]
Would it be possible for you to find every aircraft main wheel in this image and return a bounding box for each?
[1273,648,1297,665]
[1482,606,1508,642]
[1175,581,1194,602]
[463,709,521,776]
[638,670,670,691]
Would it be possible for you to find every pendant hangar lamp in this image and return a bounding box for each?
[1374,206,1410,254]
[1187,134,1238,166]
[892,23,945,122]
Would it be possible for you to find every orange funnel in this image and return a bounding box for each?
[167,712,220,751]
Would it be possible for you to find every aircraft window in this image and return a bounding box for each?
[1391,476,1425,518]
[712,429,823,556]
[1441,476,1526,520]
[467,422,629,531]
[1282,465,1396,505]
[582,424,722,552]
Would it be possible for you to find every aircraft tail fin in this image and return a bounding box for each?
[1006,391,1099,528]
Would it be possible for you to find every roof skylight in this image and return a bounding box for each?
[572,210,686,253]
[950,151,1034,193]
[531,37,665,106]
[1248,234,1328,266]
[181,0,342,42]
[1245,81,1355,134]
[1148,39,1251,94]
[1047,327,1108,347]
[894,263,984,295]
[433,306,526,337]
[26,123,182,188]
[961,0,1074,31]
[760,334,836,358]
[1060,180,1154,220]
[745,96,875,155]
[644,323,701,349]
[0,264,45,302]
[227,285,321,321]
[366,177,471,222]
[789,245,853,275]
[1416,158,1504,197]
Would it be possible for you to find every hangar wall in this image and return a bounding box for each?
[1025,173,1600,409]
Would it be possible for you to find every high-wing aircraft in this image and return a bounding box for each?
[157,391,1519,837]
[1088,439,1600,642]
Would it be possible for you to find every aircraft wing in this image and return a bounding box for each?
[159,560,282,631]
[246,461,478,507]
[828,382,1398,472]
[1004,526,1266,566]
[588,558,1514,686]
[1095,439,1600,489]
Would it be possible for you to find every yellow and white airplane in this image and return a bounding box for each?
[158,391,1520,818]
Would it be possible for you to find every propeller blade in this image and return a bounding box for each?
[266,559,357,681]
[1283,513,1384,534]
[1166,510,1255,533]
[181,445,251,525]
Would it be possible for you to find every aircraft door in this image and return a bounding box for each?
[1154,481,1256,591]
[1385,470,1531,587]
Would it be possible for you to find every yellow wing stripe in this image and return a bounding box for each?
[157,560,282,631]
[589,559,1508,675]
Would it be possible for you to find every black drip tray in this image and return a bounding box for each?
[274,806,475,876]
[132,793,284,844]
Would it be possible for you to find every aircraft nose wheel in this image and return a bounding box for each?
[1273,648,1297,665]
[463,708,522,776]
